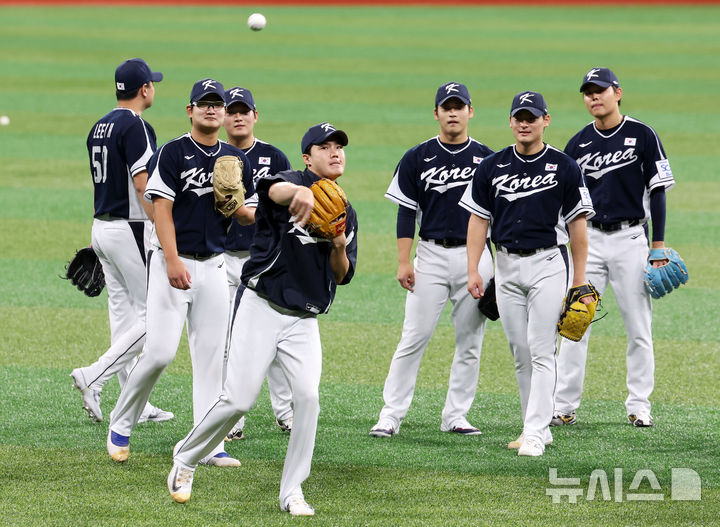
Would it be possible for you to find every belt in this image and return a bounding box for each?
[178,252,221,261]
[495,244,558,257]
[420,237,466,248]
[590,219,641,232]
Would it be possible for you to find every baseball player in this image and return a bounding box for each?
[221,86,294,441]
[552,68,676,428]
[369,82,494,438]
[106,78,256,468]
[167,123,358,517]
[70,58,172,425]
[462,90,595,457]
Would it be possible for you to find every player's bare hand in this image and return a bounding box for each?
[467,270,484,299]
[166,258,191,290]
[397,262,415,292]
[651,259,669,268]
[290,186,314,227]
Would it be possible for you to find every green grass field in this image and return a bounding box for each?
[1,4,719,526]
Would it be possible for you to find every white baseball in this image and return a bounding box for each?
[0,115,9,126]
[247,13,266,31]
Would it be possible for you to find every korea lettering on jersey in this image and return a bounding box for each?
[88,108,156,220]
[565,116,675,224]
[385,137,493,239]
[226,139,292,252]
[459,145,594,249]
[144,134,257,254]
[241,169,358,315]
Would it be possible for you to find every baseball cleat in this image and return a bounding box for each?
[517,437,545,457]
[276,417,293,432]
[70,368,102,422]
[441,419,482,435]
[369,419,397,438]
[107,430,130,463]
[168,463,195,504]
[628,413,654,427]
[282,496,315,517]
[225,422,245,441]
[550,412,576,426]
[138,403,174,423]
[200,452,241,467]
[508,433,554,450]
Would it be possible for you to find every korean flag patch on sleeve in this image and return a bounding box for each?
[579,186,593,207]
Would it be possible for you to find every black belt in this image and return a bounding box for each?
[590,219,641,232]
[421,237,466,248]
[495,244,558,256]
[178,252,221,261]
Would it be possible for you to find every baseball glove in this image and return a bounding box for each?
[644,247,689,299]
[213,155,245,217]
[557,282,601,342]
[477,277,499,321]
[64,247,105,297]
[307,179,348,239]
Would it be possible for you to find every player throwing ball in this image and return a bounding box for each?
[168,123,358,516]
[461,91,595,456]
[369,82,494,438]
[106,79,255,467]
[553,68,677,428]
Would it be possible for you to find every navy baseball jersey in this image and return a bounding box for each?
[385,136,493,240]
[241,169,358,315]
[565,116,675,225]
[226,139,292,251]
[145,134,257,255]
[88,108,156,220]
[460,144,594,250]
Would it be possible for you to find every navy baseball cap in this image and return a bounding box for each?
[115,58,163,93]
[224,87,256,111]
[510,91,548,117]
[580,67,620,92]
[301,122,349,154]
[190,78,226,104]
[435,82,471,107]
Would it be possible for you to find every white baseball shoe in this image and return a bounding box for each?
[508,432,553,450]
[441,418,482,436]
[282,496,315,516]
[628,413,654,427]
[138,403,174,423]
[276,416,293,432]
[107,429,130,463]
[518,437,545,457]
[168,463,195,503]
[369,418,398,438]
[200,452,241,467]
[70,368,102,422]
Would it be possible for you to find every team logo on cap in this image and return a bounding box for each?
[519,92,534,104]
[116,82,125,90]
[444,83,460,94]
[320,123,336,132]
[586,68,601,81]
[228,88,244,100]
[202,79,217,90]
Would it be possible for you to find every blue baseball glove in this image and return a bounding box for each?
[643,248,689,299]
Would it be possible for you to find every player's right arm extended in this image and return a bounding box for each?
[152,197,191,290]
[268,182,314,226]
[396,237,415,292]
[466,214,489,299]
